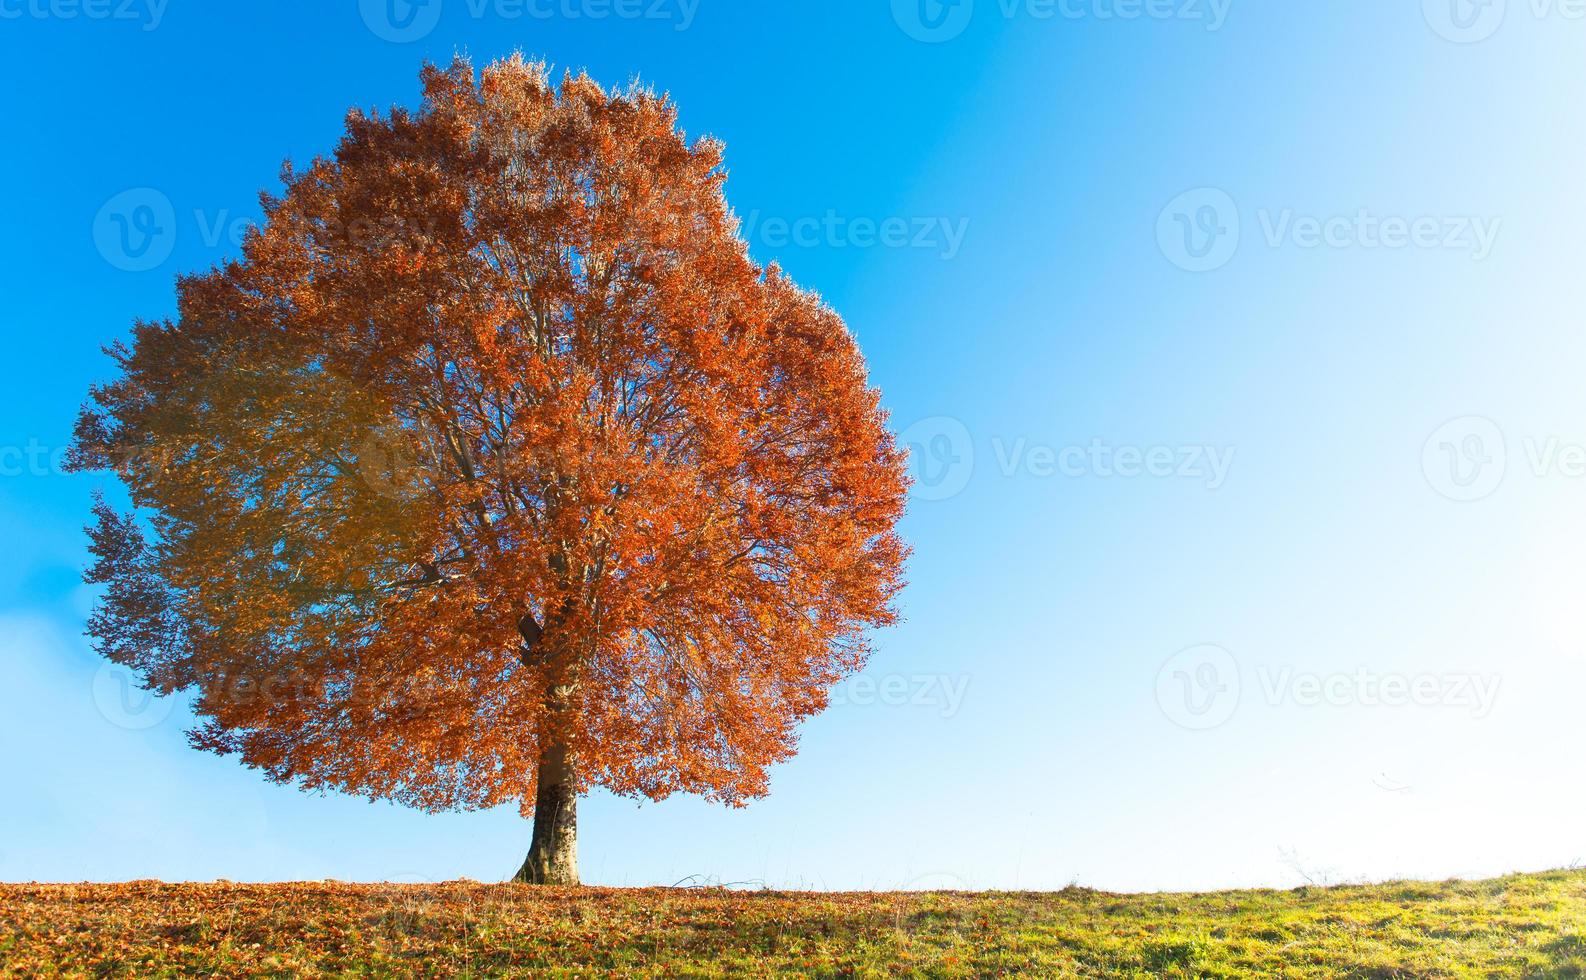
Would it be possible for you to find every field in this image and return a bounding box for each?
[3,871,1584,977]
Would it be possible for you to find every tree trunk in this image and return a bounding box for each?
[513,737,579,885]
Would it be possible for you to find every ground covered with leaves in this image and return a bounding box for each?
[2,870,1584,977]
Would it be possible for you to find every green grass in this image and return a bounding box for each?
[3,870,1584,976]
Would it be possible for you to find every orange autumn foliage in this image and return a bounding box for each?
[70,56,910,818]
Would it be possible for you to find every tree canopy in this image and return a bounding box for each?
[70,56,911,835]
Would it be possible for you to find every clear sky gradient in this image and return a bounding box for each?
[4,1,1586,891]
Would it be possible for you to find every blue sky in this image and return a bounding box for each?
[5,1,1586,891]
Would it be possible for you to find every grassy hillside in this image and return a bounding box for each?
[3,870,1584,977]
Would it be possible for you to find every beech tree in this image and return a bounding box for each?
[69,56,910,884]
